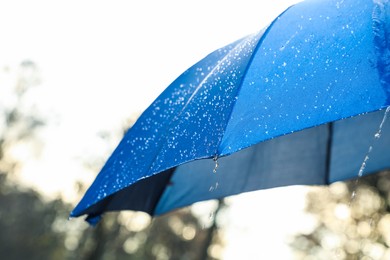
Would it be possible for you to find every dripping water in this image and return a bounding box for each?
[209,155,220,192]
[350,106,390,203]
[209,182,219,192]
[213,154,219,173]
[339,107,390,260]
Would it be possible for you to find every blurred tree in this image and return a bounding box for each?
[78,208,217,260]
[0,61,224,260]
[0,184,69,259]
[0,61,70,259]
[0,60,44,177]
[290,170,390,260]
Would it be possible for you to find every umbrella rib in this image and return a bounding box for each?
[176,6,295,133]
[324,122,334,184]
[143,19,290,208]
[147,6,298,174]
[145,38,255,176]
[372,0,390,104]
[216,6,295,156]
[182,39,252,111]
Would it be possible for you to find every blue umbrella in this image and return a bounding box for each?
[71,0,390,225]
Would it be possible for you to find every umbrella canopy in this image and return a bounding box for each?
[71,0,390,225]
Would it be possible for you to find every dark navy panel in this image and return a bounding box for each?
[156,110,390,215]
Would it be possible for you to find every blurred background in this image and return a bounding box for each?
[1,0,390,259]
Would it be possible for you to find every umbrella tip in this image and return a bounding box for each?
[69,209,102,226]
[85,214,102,226]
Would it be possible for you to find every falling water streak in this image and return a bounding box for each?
[369,217,374,228]
[209,155,220,191]
[374,106,390,138]
[209,211,215,222]
[350,106,390,203]
[346,106,389,259]
[350,188,358,205]
[213,155,219,174]
[202,213,215,229]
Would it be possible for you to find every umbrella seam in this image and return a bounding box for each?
[324,122,334,184]
[216,5,295,155]
[145,37,253,177]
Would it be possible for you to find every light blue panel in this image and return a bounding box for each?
[219,0,388,155]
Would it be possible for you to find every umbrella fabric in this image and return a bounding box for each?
[71,0,390,224]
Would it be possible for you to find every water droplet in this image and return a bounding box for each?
[349,106,390,205]
[213,155,219,174]
[209,182,219,192]
[351,190,356,199]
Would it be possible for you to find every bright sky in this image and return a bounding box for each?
[0,0,309,258]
